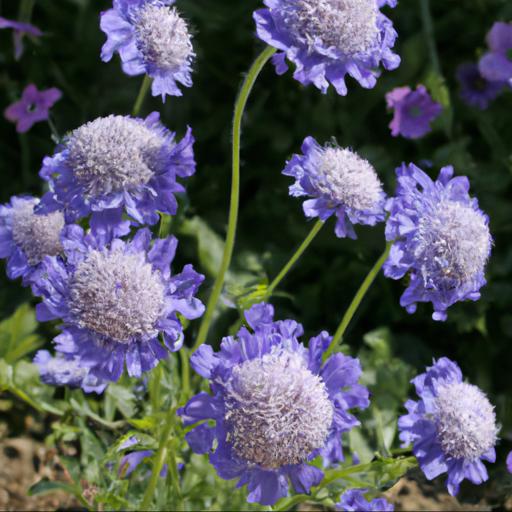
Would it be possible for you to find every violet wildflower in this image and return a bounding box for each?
[37,113,195,228]
[384,163,492,321]
[32,225,204,382]
[100,0,195,99]
[283,137,386,238]
[398,358,498,496]
[0,17,42,60]
[386,85,442,139]
[0,196,65,285]
[507,451,512,473]
[34,350,107,394]
[118,450,168,478]
[4,84,62,133]
[179,303,369,506]
[337,489,394,511]
[479,22,512,85]
[456,63,504,110]
[253,0,400,95]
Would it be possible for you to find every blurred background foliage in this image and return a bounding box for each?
[1,0,512,506]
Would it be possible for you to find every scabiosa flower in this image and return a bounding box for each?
[179,303,369,506]
[37,113,195,228]
[399,358,498,496]
[34,350,107,394]
[283,137,386,238]
[100,0,195,99]
[4,84,62,133]
[384,163,492,321]
[385,85,442,140]
[32,226,204,382]
[479,22,512,86]
[456,63,504,110]
[0,196,65,285]
[254,0,400,95]
[0,17,42,60]
[337,489,394,511]
[507,451,512,473]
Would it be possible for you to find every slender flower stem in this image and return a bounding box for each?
[420,0,441,75]
[273,493,315,512]
[193,46,276,351]
[324,242,392,358]
[132,75,152,117]
[267,220,324,296]
[179,347,190,401]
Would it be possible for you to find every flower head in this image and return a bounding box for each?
[179,303,369,506]
[507,451,512,474]
[100,0,195,99]
[479,22,512,86]
[0,17,42,59]
[254,0,400,95]
[386,85,442,140]
[32,225,204,382]
[337,489,394,511]
[456,63,504,110]
[283,137,386,238]
[384,164,492,321]
[4,84,61,133]
[34,350,107,394]
[0,196,65,285]
[37,113,195,228]
[398,358,498,496]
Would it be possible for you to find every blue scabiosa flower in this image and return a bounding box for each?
[0,196,65,285]
[100,0,195,99]
[507,451,512,473]
[179,303,369,506]
[479,22,512,86]
[337,489,394,511]
[456,63,504,110]
[283,137,386,238]
[32,226,204,382]
[398,358,498,496]
[37,113,195,228]
[34,350,107,394]
[385,85,442,140]
[254,0,400,95]
[384,163,492,321]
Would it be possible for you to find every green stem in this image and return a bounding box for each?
[166,441,183,510]
[273,493,313,512]
[132,75,152,117]
[179,348,190,402]
[420,0,441,74]
[19,0,35,22]
[325,242,392,358]
[267,220,324,296]
[193,46,276,351]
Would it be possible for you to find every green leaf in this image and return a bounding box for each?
[28,479,79,497]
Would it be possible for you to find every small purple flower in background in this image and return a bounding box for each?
[4,84,61,133]
[0,17,42,60]
[337,489,394,511]
[398,358,498,496]
[118,450,168,478]
[32,225,204,383]
[37,113,195,229]
[507,451,512,473]
[34,350,107,394]
[0,196,65,285]
[253,0,400,95]
[479,22,512,86]
[384,163,491,321]
[386,85,442,139]
[283,137,386,238]
[456,63,504,110]
[100,0,195,99]
[179,303,369,506]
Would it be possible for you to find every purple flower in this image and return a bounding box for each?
[283,137,386,238]
[253,0,400,95]
[31,225,204,383]
[100,0,195,100]
[37,113,195,229]
[0,196,65,285]
[118,450,168,478]
[398,358,498,496]
[384,164,492,321]
[0,17,42,60]
[479,22,512,86]
[4,84,61,134]
[179,303,369,506]
[34,350,107,394]
[456,63,504,110]
[337,489,394,511]
[507,451,512,474]
[386,85,442,140]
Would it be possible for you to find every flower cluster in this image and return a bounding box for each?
[337,489,394,511]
